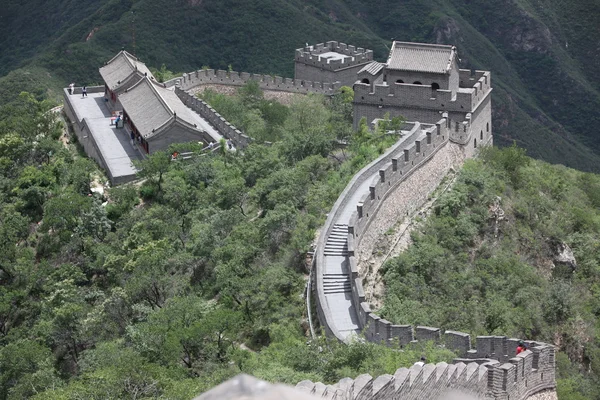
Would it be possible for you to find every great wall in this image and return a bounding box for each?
[66,41,556,400]
[170,42,555,400]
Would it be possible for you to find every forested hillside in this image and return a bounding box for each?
[1,0,600,171]
[380,146,600,399]
[0,83,465,398]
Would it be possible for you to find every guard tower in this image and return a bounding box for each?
[294,41,373,87]
[353,41,493,156]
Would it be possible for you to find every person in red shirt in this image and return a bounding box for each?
[516,340,527,355]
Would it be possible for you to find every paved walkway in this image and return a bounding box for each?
[321,131,422,341]
[68,93,141,182]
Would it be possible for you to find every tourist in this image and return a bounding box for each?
[130,131,135,146]
[516,340,527,355]
[414,356,426,367]
[68,83,74,95]
[82,86,88,98]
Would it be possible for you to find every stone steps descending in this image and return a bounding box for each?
[324,224,349,256]
[323,273,351,294]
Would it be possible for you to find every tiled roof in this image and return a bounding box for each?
[386,41,455,73]
[99,50,154,90]
[359,61,384,76]
[118,77,201,139]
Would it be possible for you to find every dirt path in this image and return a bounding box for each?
[360,168,459,309]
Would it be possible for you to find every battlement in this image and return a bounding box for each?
[295,343,555,400]
[173,68,341,95]
[174,87,252,148]
[295,41,374,71]
[353,70,491,113]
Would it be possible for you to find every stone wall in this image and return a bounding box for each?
[174,87,252,148]
[295,341,555,400]
[352,70,491,130]
[294,62,366,88]
[314,121,431,342]
[62,87,110,179]
[295,41,373,72]
[311,95,554,399]
[167,69,341,95]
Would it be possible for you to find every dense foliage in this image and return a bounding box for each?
[2,0,600,171]
[0,85,456,399]
[380,145,600,399]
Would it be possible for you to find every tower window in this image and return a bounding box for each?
[431,82,440,90]
[396,79,404,84]
[413,81,422,85]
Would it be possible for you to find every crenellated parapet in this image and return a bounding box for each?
[315,118,452,343]
[295,341,555,400]
[353,70,491,114]
[167,69,341,95]
[295,41,374,72]
[174,87,252,148]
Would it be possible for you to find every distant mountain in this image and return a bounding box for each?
[1,0,599,171]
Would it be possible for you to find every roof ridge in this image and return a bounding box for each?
[147,79,175,116]
[394,41,454,51]
[127,76,174,115]
[122,77,175,126]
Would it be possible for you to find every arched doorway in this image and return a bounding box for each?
[361,78,370,84]
[431,82,440,98]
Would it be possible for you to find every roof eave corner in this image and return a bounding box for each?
[147,115,176,140]
[446,46,458,73]
[386,40,398,66]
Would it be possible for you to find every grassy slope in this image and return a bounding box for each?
[1,0,599,171]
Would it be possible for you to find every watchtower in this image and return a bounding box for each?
[294,41,373,87]
[353,41,493,156]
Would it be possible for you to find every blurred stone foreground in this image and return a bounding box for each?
[192,374,483,400]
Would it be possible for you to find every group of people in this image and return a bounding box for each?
[67,83,87,98]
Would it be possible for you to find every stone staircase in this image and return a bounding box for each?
[323,224,351,295]
[324,224,349,256]
[323,273,351,294]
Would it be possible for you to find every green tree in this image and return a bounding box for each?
[134,151,172,196]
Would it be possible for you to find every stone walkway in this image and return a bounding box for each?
[321,131,421,341]
[68,92,141,183]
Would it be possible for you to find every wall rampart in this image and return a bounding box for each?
[296,343,554,400]
[315,121,426,342]
[312,71,553,397]
[174,87,252,148]
[71,85,105,95]
[62,88,104,171]
[171,69,341,95]
[295,41,374,72]
[353,77,489,113]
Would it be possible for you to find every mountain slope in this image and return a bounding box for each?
[1,0,599,171]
